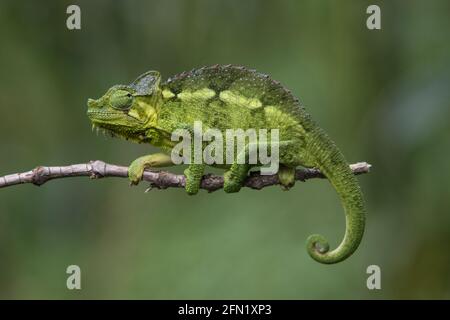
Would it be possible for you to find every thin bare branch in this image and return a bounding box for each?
[0,161,371,192]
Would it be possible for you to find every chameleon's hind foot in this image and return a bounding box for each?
[223,171,244,193]
[278,166,296,190]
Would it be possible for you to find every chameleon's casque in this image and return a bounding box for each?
[87,65,366,264]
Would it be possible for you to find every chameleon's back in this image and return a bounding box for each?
[160,65,315,136]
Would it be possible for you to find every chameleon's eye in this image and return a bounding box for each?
[110,90,133,110]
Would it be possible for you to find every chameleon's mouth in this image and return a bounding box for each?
[87,110,125,121]
[87,109,146,141]
[87,110,143,123]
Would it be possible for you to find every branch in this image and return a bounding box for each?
[0,161,371,192]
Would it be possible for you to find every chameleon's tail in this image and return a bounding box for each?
[305,126,365,264]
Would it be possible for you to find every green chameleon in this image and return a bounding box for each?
[87,65,365,264]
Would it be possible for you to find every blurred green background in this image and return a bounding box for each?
[0,0,449,299]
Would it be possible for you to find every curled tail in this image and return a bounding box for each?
[305,127,366,264]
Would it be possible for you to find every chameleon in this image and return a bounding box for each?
[86,65,365,264]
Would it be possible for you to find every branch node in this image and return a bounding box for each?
[31,166,49,186]
[89,160,106,178]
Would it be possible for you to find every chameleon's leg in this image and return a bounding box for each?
[184,164,205,195]
[223,140,258,193]
[172,122,205,195]
[223,140,296,193]
[278,165,296,190]
[223,163,251,193]
[128,153,174,185]
[277,139,306,190]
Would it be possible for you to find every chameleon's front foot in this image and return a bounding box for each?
[128,159,146,185]
[128,153,174,186]
[184,164,204,195]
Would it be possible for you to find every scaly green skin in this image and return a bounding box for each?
[86,65,366,264]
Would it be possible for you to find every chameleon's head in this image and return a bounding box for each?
[87,71,161,140]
